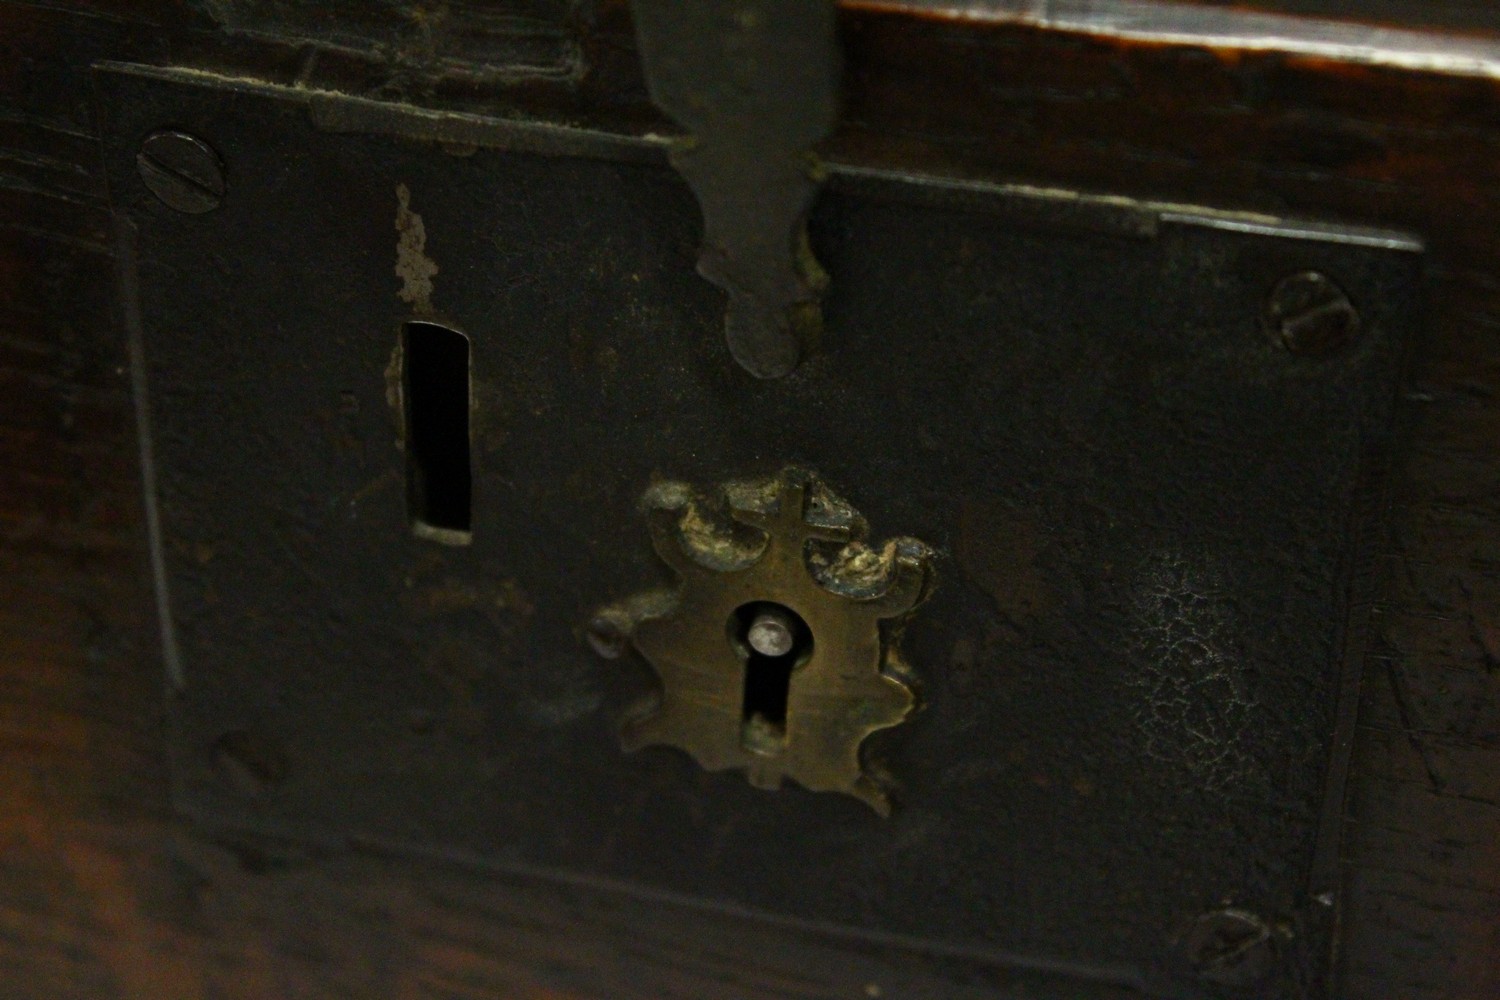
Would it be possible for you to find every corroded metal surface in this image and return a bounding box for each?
[99,62,1421,997]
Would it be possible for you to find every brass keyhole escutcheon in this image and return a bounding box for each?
[591,469,934,815]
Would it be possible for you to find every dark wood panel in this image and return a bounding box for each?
[2,1,1500,997]
[859,0,1500,49]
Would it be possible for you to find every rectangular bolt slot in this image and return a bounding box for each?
[403,321,472,543]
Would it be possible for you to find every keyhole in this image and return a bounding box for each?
[730,602,813,755]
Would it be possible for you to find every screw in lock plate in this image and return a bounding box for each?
[1179,907,1279,989]
[1262,271,1361,358]
[585,613,630,660]
[136,130,225,214]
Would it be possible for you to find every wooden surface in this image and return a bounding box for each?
[4,1,1500,997]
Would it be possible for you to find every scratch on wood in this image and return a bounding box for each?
[1385,657,1449,792]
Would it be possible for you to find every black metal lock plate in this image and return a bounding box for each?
[99,65,1421,997]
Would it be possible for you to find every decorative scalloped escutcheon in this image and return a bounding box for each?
[593,469,933,815]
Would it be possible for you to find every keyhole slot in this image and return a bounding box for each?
[730,602,813,754]
[402,321,472,544]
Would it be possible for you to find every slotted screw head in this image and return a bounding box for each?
[1182,908,1278,988]
[137,130,225,214]
[1262,271,1360,358]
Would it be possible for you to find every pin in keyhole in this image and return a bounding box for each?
[731,602,813,755]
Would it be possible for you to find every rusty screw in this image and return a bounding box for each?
[1262,271,1360,358]
[1182,908,1278,988]
[137,130,225,214]
[585,613,630,660]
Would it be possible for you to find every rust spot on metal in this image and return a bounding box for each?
[394,182,438,314]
